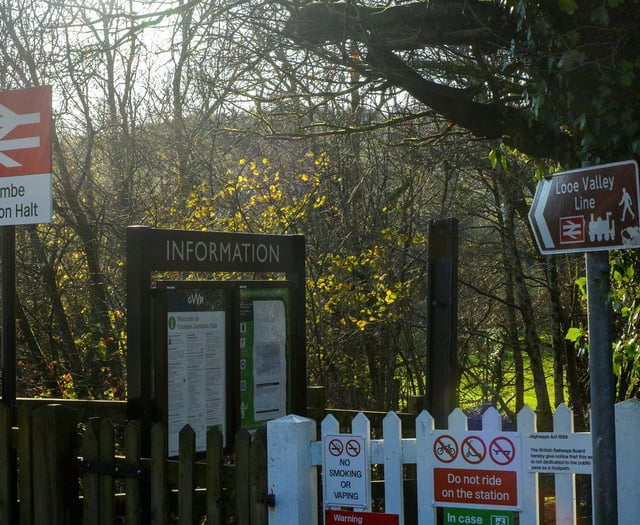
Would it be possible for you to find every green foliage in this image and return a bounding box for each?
[611,252,640,398]
[566,253,640,399]
[508,0,640,163]
[159,150,429,409]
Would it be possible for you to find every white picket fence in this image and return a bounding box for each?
[267,399,640,525]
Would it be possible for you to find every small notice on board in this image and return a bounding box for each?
[524,432,592,474]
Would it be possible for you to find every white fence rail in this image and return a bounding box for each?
[267,400,640,525]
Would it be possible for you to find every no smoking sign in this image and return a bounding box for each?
[323,434,370,508]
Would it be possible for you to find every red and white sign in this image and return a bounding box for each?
[433,434,458,463]
[529,160,640,254]
[434,468,518,507]
[559,216,585,244]
[430,431,521,510]
[325,510,399,525]
[0,86,52,225]
[323,434,369,508]
[461,436,486,464]
[489,436,516,466]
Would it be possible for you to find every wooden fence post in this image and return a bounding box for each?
[554,404,577,525]
[124,420,142,524]
[250,429,268,525]
[82,418,100,522]
[178,425,195,525]
[17,404,34,525]
[150,422,168,525]
[616,399,640,524]
[0,404,13,525]
[235,428,252,525]
[267,415,317,525]
[518,406,540,525]
[206,427,224,523]
[32,404,79,525]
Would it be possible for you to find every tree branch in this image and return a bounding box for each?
[285,0,512,50]
[364,44,571,158]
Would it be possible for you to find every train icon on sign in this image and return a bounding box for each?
[588,211,615,242]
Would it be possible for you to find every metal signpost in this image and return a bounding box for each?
[529,160,640,525]
[0,86,52,408]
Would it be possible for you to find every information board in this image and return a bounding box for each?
[239,286,290,430]
[163,285,227,455]
[128,227,306,455]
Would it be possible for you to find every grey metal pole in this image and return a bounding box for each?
[586,250,618,525]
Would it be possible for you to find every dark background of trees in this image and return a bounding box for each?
[1,0,639,431]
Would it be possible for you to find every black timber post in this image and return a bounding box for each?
[426,218,459,429]
[126,226,154,452]
[289,234,307,417]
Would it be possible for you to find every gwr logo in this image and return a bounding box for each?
[187,291,205,305]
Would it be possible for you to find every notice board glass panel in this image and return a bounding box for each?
[239,286,290,431]
[164,285,227,455]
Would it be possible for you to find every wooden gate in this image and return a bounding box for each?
[0,403,269,525]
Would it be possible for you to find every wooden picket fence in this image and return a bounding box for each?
[267,401,640,525]
[0,403,269,525]
[4,398,640,524]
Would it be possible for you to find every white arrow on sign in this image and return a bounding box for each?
[0,103,41,168]
[532,178,554,249]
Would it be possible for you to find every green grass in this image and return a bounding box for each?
[458,350,557,416]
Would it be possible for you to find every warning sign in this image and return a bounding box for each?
[323,434,369,508]
[461,436,486,464]
[433,434,458,463]
[430,431,521,510]
[434,468,518,507]
[489,437,516,466]
[431,432,521,471]
[325,510,399,525]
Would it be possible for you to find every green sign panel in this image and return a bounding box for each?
[239,286,290,430]
[444,507,513,525]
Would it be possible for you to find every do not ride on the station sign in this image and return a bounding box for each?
[323,434,369,508]
[431,431,521,510]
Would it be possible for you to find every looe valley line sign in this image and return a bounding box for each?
[528,160,640,254]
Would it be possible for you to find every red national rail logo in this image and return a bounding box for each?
[0,86,51,177]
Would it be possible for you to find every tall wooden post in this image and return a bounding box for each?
[426,218,459,429]
[32,404,80,525]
